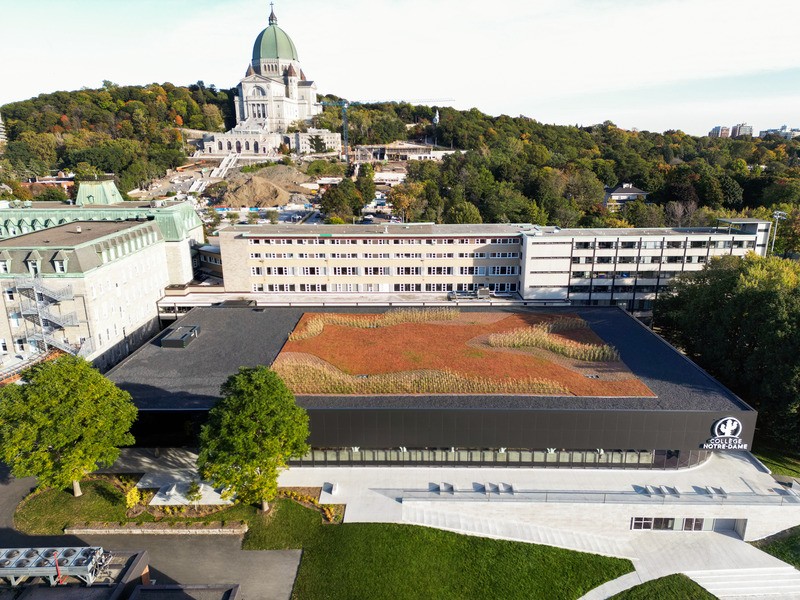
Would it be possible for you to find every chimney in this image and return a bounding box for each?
[76,226,82,233]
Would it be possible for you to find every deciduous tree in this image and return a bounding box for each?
[0,355,137,496]
[197,367,309,512]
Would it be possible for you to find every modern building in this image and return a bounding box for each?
[109,304,757,471]
[602,183,649,212]
[179,219,771,314]
[200,6,341,157]
[708,126,730,138]
[354,141,459,163]
[0,113,7,144]
[0,220,171,375]
[731,122,753,138]
[758,125,800,140]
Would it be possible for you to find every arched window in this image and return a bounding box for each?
[245,141,250,151]
[218,141,223,150]
[227,141,232,151]
[254,141,259,153]
[236,141,242,153]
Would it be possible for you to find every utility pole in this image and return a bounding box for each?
[771,210,787,255]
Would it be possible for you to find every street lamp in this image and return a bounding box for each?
[771,210,788,255]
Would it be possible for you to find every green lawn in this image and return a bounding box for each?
[609,574,717,599]
[752,448,800,478]
[16,484,634,600]
[14,480,129,534]
[753,526,800,569]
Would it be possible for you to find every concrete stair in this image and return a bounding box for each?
[685,566,800,598]
[401,503,633,559]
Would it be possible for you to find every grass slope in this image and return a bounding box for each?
[753,526,800,569]
[246,499,632,600]
[16,486,633,600]
[610,574,718,599]
[753,448,800,478]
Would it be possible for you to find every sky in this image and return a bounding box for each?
[2,0,800,136]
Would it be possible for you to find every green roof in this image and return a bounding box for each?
[75,180,123,206]
[252,9,299,62]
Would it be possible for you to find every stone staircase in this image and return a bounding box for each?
[685,566,800,598]
[401,503,633,559]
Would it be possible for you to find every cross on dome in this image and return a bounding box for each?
[269,2,278,25]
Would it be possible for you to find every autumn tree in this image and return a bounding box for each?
[0,355,137,496]
[197,367,309,512]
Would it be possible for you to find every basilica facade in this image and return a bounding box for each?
[201,6,341,157]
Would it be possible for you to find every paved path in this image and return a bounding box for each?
[0,465,300,600]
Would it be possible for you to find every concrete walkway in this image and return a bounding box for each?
[49,450,800,598]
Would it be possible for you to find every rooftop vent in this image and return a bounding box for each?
[76,226,82,234]
[161,325,201,348]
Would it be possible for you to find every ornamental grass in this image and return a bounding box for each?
[289,307,460,341]
[273,357,567,395]
[487,322,619,362]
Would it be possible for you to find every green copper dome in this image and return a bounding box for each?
[252,8,299,62]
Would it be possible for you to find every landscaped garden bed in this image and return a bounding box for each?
[275,309,654,397]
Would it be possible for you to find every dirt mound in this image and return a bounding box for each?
[222,165,313,207]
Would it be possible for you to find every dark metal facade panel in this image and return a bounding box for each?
[305,408,757,452]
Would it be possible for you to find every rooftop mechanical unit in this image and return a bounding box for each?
[0,546,109,587]
[161,325,201,348]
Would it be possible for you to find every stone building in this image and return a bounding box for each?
[0,220,170,374]
[200,5,341,157]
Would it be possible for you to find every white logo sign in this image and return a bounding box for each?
[713,417,742,438]
[702,417,748,450]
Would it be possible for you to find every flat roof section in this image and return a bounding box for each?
[108,306,752,414]
[128,585,239,600]
[0,221,149,248]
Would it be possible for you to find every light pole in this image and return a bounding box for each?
[771,210,788,255]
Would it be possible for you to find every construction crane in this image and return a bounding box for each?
[320,98,454,163]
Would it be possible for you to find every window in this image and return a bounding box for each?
[0,261,8,273]
[460,266,486,275]
[250,253,262,259]
[683,518,704,531]
[425,283,454,291]
[252,284,264,292]
[14,338,25,353]
[575,242,594,250]
[666,241,684,249]
[489,266,518,276]
[396,267,421,275]
[690,241,708,249]
[631,517,652,530]
[300,284,327,292]
[620,241,638,249]
[251,267,263,276]
[364,267,389,275]
[302,267,321,276]
[427,267,453,275]
[27,261,39,275]
[333,267,357,275]
[393,283,422,291]
[0,339,6,353]
[4,289,14,302]
[598,241,615,249]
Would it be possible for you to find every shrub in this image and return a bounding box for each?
[125,487,141,509]
[273,357,567,395]
[487,323,619,362]
[289,308,460,341]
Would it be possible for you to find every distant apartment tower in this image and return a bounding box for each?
[708,126,730,138]
[731,123,753,138]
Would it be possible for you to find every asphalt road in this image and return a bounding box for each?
[0,467,300,600]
